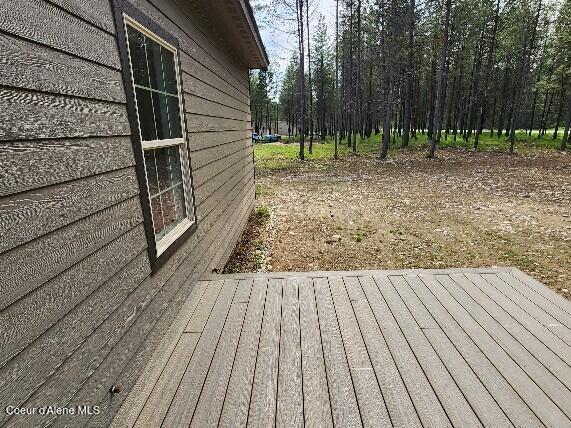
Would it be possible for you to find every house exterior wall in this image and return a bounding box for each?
[0,0,254,426]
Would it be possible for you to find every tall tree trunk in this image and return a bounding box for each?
[453,63,464,141]
[428,0,452,158]
[509,0,541,153]
[306,2,313,154]
[553,84,566,139]
[539,89,554,138]
[297,0,306,159]
[561,88,571,151]
[334,0,339,159]
[474,0,500,148]
[427,56,437,140]
[497,66,509,136]
[467,22,486,140]
[353,0,362,153]
[381,0,398,160]
[402,0,415,147]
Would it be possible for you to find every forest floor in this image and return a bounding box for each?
[225,137,571,300]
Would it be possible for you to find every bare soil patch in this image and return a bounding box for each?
[225,148,571,300]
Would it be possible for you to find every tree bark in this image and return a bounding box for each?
[402,0,415,147]
[509,0,541,153]
[474,0,500,148]
[553,83,567,139]
[297,0,306,159]
[427,0,452,158]
[561,89,571,151]
[334,0,339,159]
[306,2,314,153]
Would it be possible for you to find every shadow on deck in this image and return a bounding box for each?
[112,268,571,427]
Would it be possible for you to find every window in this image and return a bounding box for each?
[115,6,197,269]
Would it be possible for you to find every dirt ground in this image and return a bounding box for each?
[225,148,571,300]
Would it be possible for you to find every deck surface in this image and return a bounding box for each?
[112,268,571,427]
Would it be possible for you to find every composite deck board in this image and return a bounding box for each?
[360,276,452,427]
[114,268,571,427]
[218,278,268,428]
[424,274,570,427]
[392,276,513,427]
[314,277,362,428]
[443,274,571,419]
[162,280,239,426]
[378,275,482,427]
[476,273,571,364]
[507,270,571,315]
[276,278,303,428]
[465,274,571,385]
[247,278,283,427]
[190,283,250,427]
[494,272,571,345]
[329,277,391,427]
[406,275,542,427]
[298,277,333,427]
[344,276,422,428]
[112,280,209,427]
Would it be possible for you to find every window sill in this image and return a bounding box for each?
[156,217,195,257]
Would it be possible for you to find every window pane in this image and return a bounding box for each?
[127,27,149,87]
[161,186,177,234]
[152,93,170,140]
[154,147,171,190]
[145,146,187,243]
[162,49,178,95]
[150,195,165,237]
[144,150,159,196]
[168,146,182,183]
[173,183,186,220]
[168,147,187,221]
[135,87,157,141]
[146,38,165,92]
[167,95,183,138]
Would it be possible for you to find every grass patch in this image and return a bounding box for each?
[255,184,265,197]
[255,206,271,224]
[255,130,566,171]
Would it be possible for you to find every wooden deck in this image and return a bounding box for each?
[112,268,571,427]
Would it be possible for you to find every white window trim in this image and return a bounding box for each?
[123,13,195,257]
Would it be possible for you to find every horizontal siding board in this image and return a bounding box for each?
[186,96,251,122]
[216,202,253,271]
[48,0,116,34]
[0,137,134,197]
[196,168,254,222]
[0,197,143,311]
[191,138,251,169]
[192,146,252,188]
[0,1,254,427]
[151,0,249,89]
[0,167,139,253]
[0,0,120,69]
[194,154,252,206]
[0,251,150,426]
[183,74,249,113]
[0,33,125,102]
[189,130,250,151]
[0,224,147,367]
[186,114,249,133]
[181,52,249,101]
[65,186,255,427]
[0,88,130,141]
[125,0,248,97]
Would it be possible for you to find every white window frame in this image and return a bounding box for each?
[123,14,195,257]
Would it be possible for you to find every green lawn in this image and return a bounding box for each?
[255,130,567,170]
